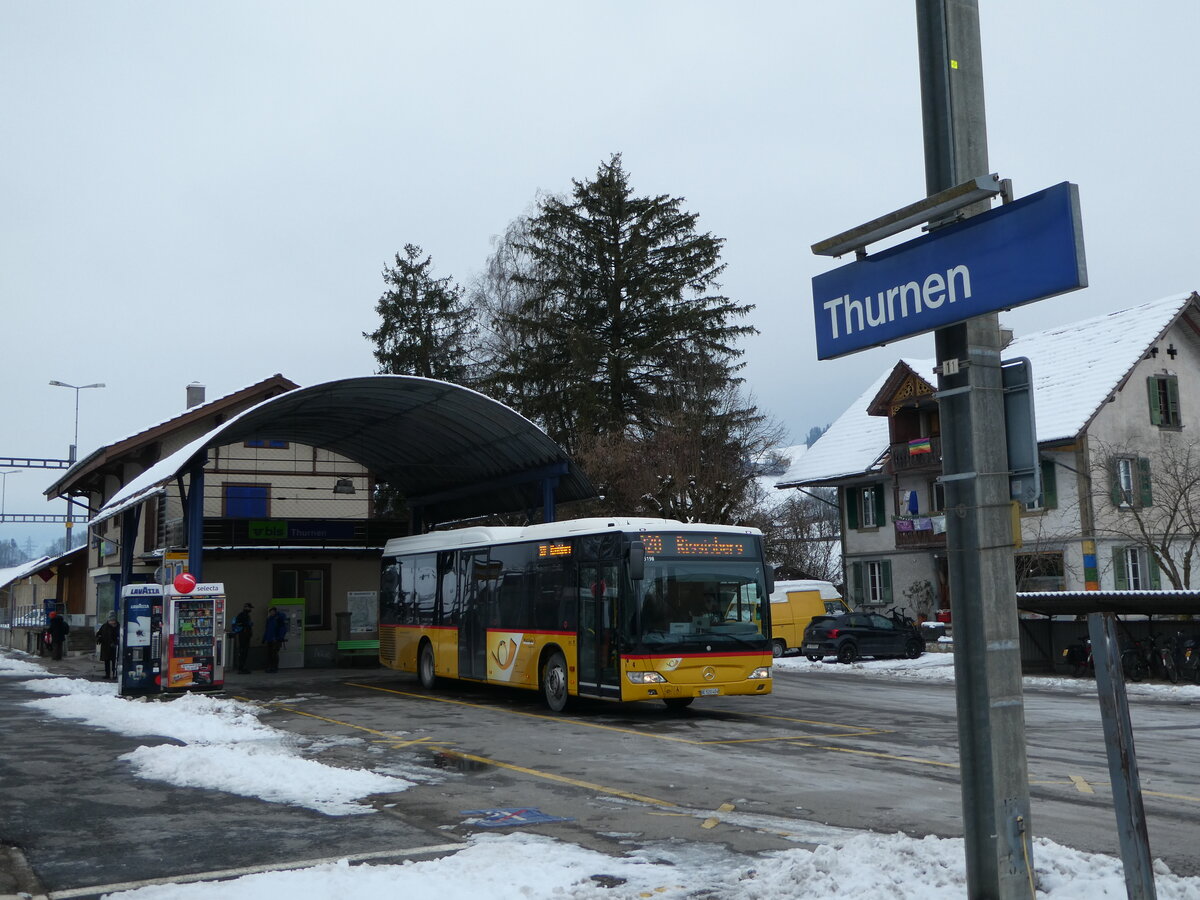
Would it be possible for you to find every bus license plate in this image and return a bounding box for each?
[699,688,720,696]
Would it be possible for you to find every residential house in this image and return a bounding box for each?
[776,291,1200,621]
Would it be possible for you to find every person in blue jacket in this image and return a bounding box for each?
[262,607,289,673]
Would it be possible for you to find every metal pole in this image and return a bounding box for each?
[1087,613,1158,899]
[916,2,1035,897]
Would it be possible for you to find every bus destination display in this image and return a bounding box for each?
[642,533,753,558]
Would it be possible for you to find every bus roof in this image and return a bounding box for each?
[383,517,763,557]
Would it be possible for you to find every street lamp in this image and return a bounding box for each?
[0,469,18,520]
[49,380,105,465]
[49,380,105,551]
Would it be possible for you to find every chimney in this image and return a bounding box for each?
[186,382,206,409]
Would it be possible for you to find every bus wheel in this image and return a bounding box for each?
[663,697,693,711]
[541,651,569,712]
[771,639,786,658]
[418,642,437,690]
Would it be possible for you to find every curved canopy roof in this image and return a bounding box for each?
[96,376,595,526]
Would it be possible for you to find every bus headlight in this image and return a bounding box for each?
[747,667,772,680]
[627,671,667,684]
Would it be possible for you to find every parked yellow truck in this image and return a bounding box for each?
[769,579,848,658]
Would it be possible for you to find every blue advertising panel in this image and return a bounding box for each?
[812,182,1086,360]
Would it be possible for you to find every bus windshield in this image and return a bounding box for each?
[627,558,769,651]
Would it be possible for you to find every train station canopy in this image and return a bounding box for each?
[91,375,596,527]
[1017,590,1200,617]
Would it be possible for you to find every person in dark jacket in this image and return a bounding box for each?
[47,611,70,660]
[95,614,120,680]
[262,607,289,673]
[230,603,254,674]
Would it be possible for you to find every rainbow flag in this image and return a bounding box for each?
[908,437,933,455]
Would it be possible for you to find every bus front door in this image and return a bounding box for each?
[459,551,489,681]
[579,564,621,699]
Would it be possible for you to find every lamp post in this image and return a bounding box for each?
[0,469,18,520]
[49,380,105,550]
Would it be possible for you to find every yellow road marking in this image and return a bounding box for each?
[1069,774,1095,794]
[347,682,887,746]
[788,740,960,769]
[701,801,736,829]
[437,748,677,808]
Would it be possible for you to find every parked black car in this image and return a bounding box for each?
[802,609,925,663]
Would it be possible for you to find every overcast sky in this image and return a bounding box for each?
[3,2,1198,550]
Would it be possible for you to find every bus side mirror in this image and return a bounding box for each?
[629,541,645,581]
[765,568,775,595]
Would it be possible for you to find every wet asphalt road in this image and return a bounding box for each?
[4,650,1200,897]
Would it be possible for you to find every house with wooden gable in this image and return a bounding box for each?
[776,291,1200,622]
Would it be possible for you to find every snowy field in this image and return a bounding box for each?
[4,649,1200,899]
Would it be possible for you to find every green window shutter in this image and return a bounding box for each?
[846,487,859,530]
[874,485,886,524]
[1138,457,1153,507]
[881,560,893,604]
[1167,377,1180,425]
[851,562,864,605]
[1040,460,1058,509]
[1113,548,1129,590]
[1148,376,1163,425]
[1148,551,1161,589]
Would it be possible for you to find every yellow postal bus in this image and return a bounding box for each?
[379,517,775,711]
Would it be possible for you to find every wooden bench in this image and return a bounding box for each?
[336,639,380,667]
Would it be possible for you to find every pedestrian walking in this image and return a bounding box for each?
[231,603,254,674]
[95,614,120,680]
[262,606,289,673]
[47,611,70,661]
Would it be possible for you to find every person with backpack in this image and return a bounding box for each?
[230,603,254,674]
[47,611,70,660]
[262,606,289,673]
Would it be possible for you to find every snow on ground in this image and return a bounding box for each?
[771,646,1200,700]
[4,649,1200,899]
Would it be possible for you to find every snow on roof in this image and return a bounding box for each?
[776,359,931,487]
[0,557,53,590]
[1008,292,1193,443]
[775,292,1196,487]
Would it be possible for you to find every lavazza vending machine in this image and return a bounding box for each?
[120,581,227,697]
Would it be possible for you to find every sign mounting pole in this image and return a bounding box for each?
[916,2,1035,897]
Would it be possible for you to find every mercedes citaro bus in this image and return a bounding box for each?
[378,517,775,711]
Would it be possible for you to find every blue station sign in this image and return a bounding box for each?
[812,182,1086,360]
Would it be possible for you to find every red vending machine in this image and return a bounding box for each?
[164,582,226,693]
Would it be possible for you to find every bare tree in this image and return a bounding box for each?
[1090,435,1200,589]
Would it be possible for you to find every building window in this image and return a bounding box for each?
[1112,547,1159,590]
[1015,551,1064,592]
[850,559,892,606]
[224,483,268,518]
[273,564,330,628]
[1111,457,1152,509]
[1147,375,1181,428]
[245,439,290,449]
[929,480,946,513]
[1025,459,1059,512]
[846,484,886,530]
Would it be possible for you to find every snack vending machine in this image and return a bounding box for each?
[164,582,226,693]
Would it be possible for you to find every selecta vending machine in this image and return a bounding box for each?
[120,577,227,697]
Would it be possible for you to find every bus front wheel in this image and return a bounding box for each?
[418,642,437,690]
[541,650,570,712]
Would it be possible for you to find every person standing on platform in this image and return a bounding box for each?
[47,611,70,661]
[262,606,289,673]
[95,614,120,680]
[231,603,254,674]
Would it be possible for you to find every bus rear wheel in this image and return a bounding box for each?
[541,650,570,712]
[418,642,437,690]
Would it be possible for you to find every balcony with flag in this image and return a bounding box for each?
[890,434,942,471]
